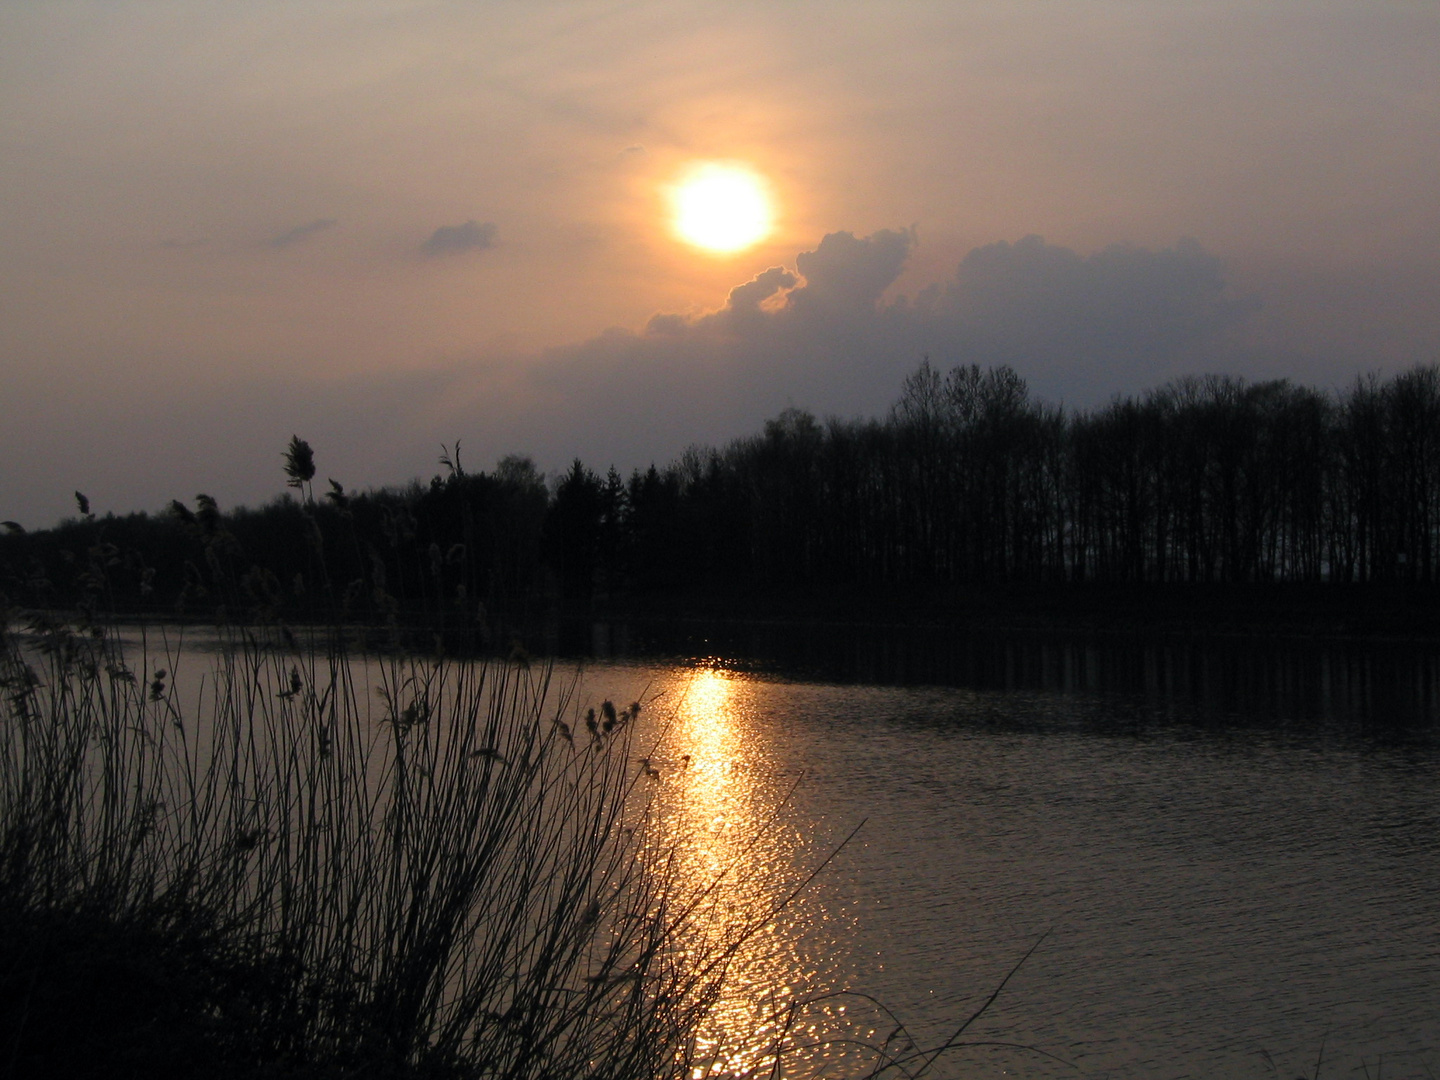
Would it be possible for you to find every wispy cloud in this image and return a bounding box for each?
[270,218,338,249]
[422,220,498,257]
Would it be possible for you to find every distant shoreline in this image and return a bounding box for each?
[577,582,1440,644]
[15,582,1440,652]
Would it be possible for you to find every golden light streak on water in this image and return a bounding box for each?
[649,664,863,1079]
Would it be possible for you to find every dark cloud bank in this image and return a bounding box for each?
[511,230,1262,469]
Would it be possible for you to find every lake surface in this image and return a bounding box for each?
[556,626,1440,1080]
[132,624,1440,1078]
[565,618,1440,739]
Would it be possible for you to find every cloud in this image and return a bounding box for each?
[269,218,338,248]
[917,235,1262,379]
[422,220,498,257]
[722,265,797,318]
[511,230,1262,469]
[790,229,911,314]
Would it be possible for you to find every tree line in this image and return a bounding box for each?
[5,363,1440,626]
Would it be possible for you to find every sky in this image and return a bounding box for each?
[2,1,1438,528]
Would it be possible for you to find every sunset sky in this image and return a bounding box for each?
[3,2,1437,527]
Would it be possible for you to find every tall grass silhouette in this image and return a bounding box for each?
[0,607,754,1078]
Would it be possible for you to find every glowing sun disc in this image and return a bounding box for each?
[671,164,772,253]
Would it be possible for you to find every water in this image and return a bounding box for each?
[569,646,1440,1080]
[566,618,1440,737]
[113,625,1440,1078]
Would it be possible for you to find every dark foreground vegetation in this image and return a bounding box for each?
[1,595,1011,1077]
[0,613,705,1079]
[7,363,1440,639]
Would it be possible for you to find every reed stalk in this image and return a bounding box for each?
[0,611,750,1079]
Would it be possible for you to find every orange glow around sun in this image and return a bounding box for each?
[669,163,773,254]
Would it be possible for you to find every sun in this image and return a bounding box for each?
[670,163,773,254]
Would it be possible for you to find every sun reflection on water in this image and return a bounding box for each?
[645,663,866,1079]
